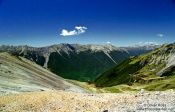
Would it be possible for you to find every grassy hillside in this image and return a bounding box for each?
[95,43,175,91]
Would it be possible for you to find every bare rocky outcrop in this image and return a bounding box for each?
[0,52,86,96]
[157,53,175,76]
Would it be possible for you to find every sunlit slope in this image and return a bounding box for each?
[95,43,175,91]
[0,52,85,95]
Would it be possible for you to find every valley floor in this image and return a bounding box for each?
[0,90,175,112]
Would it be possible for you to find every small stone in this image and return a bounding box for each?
[140,89,145,95]
[155,91,160,95]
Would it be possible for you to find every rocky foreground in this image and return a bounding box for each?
[0,90,175,112]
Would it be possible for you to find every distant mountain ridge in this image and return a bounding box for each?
[0,43,158,81]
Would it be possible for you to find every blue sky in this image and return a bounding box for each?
[0,0,175,47]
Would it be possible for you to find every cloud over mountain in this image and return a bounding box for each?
[60,26,87,36]
[106,41,111,44]
[157,33,164,37]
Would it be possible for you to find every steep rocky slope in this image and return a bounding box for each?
[0,52,85,95]
[95,43,175,90]
[0,44,156,81]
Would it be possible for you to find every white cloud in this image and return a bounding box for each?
[106,41,111,44]
[60,29,77,36]
[157,33,164,37]
[60,26,87,37]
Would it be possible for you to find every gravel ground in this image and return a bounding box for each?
[0,90,175,112]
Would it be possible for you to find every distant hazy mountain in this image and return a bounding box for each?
[0,44,158,81]
[95,43,175,91]
[123,43,160,55]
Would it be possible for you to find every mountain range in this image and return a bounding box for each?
[0,44,158,81]
[1,43,175,93]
